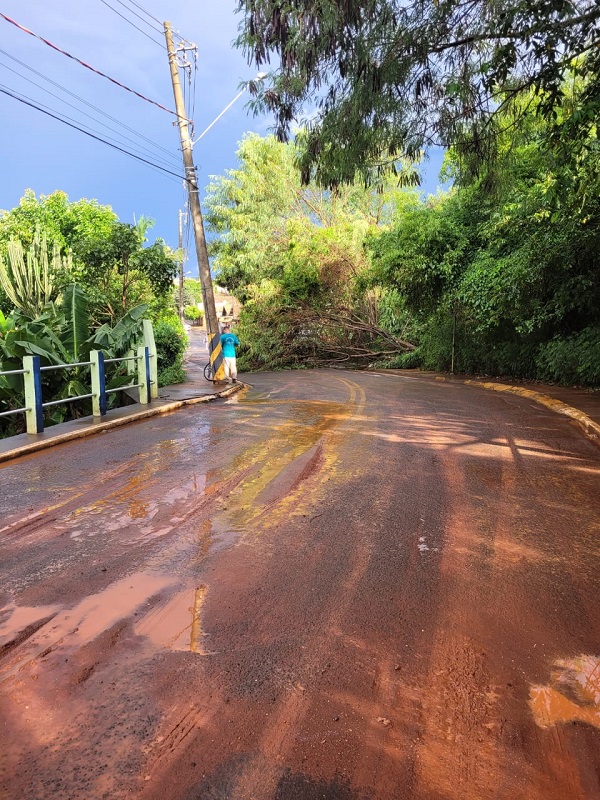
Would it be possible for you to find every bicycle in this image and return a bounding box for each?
[203,361,214,381]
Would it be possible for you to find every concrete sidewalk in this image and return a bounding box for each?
[0,327,241,464]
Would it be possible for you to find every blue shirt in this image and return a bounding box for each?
[220,332,239,358]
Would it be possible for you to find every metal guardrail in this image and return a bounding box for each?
[0,319,158,435]
[0,368,30,420]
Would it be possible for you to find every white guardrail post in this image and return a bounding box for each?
[90,350,107,417]
[137,346,150,404]
[142,319,158,399]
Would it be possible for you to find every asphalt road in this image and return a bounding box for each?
[0,369,599,800]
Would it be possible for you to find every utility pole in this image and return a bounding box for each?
[164,21,225,382]
[178,208,184,322]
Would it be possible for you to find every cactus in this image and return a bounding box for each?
[0,227,71,318]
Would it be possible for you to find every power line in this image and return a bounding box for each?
[97,0,165,48]
[115,0,184,44]
[0,81,183,179]
[0,57,182,171]
[0,86,184,182]
[0,46,180,166]
[103,0,164,35]
[121,0,163,28]
[0,12,183,119]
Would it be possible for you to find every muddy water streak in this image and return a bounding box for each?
[0,572,175,680]
[134,584,209,653]
[530,655,600,728]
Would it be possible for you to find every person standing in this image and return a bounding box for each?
[220,324,240,383]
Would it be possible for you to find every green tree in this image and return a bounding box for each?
[236,0,600,186]
[0,191,116,312]
[183,278,203,306]
[0,190,116,256]
[367,84,600,382]
[206,133,418,367]
[0,193,178,325]
[72,218,178,324]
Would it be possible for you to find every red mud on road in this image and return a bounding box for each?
[0,371,599,799]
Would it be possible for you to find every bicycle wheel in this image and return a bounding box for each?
[203,362,213,381]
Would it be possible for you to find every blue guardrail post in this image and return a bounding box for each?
[23,355,43,434]
[90,350,107,417]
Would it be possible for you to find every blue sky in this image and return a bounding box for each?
[0,1,445,276]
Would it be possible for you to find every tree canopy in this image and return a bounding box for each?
[206,110,600,384]
[0,190,115,252]
[206,133,422,367]
[0,192,178,325]
[235,0,600,186]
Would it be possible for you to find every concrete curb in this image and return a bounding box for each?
[464,380,600,444]
[364,369,599,446]
[0,383,244,464]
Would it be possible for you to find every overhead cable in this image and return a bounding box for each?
[0,86,184,181]
[0,57,182,170]
[117,0,184,43]
[0,12,184,119]
[103,0,164,35]
[98,0,165,47]
[121,0,163,28]
[0,46,180,165]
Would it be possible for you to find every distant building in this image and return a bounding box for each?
[196,288,241,329]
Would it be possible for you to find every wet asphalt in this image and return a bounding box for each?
[0,369,599,800]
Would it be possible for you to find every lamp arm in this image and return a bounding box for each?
[192,88,247,144]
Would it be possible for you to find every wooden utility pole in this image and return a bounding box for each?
[178,208,184,321]
[164,21,225,381]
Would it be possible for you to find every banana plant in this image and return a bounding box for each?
[62,283,90,362]
[0,284,148,436]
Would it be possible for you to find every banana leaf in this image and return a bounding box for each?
[109,304,148,352]
[62,284,90,362]
[58,378,91,400]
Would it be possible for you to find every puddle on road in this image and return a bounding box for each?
[0,573,176,677]
[0,603,60,646]
[134,584,209,653]
[2,574,213,671]
[529,654,600,729]
[215,400,351,533]
[66,473,206,540]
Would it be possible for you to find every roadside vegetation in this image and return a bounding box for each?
[0,190,187,437]
[206,111,599,384]
[205,4,600,387]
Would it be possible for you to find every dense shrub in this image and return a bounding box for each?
[183,305,202,322]
[153,314,187,386]
[536,328,600,386]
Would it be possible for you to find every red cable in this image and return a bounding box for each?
[0,12,183,119]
